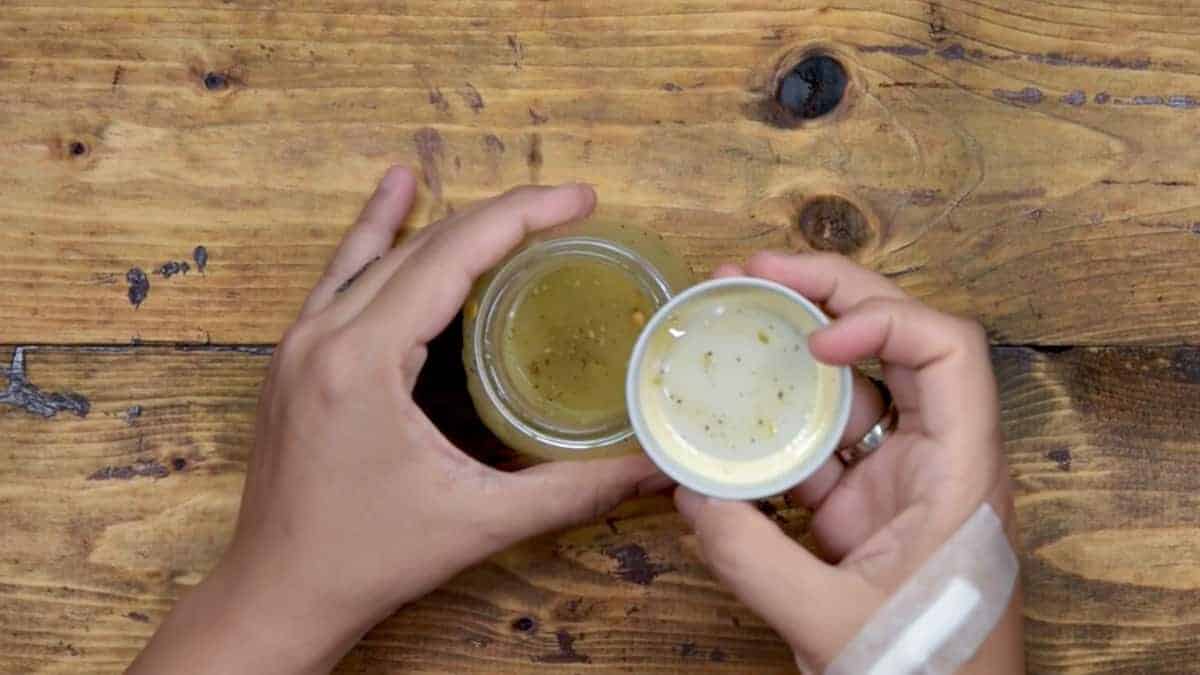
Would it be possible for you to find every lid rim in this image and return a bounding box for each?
[625,276,854,500]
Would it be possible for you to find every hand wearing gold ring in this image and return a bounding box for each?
[673,252,1023,674]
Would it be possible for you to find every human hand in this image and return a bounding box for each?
[129,168,670,675]
[674,252,1022,673]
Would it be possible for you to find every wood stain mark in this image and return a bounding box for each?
[604,543,674,585]
[203,72,229,91]
[555,597,595,621]
[1061,90,1087,106]
[465,635,492,648]
[126,268,149,307]
[0,348,91,419]
[126,612,150,623]
[926,1,950,42]
[528,107,549,125]
[174,344,274,355]
[898,42,1148,70]
[1170,349,1200,382]
[507,35,524,69]
[761,27,786,42]
[905,188,942,206]
[1047,448,1072,472]
[972,187,1047,204]
[858,44,929,57]
[662,82,683,92]
[878,81,954,90]
[993,87,1044,106]
[527,133,543,183]
[1100,179,1195,188]
[193,245,208,274]
[1027,52,1151,70]
[413,128,446,201]
[88,459,169,481]
[1087,92,1200,109]
[459,83,484,113]
[111,65,124,92]
[156,261,190,278]
[511,616,537,633]
[428,87,449,113]
[533,629,590,664]
[1131,95,1200,109]
[937,43,966,60]
[482,134,505,156]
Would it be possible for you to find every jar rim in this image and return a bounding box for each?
[472,236,673,452]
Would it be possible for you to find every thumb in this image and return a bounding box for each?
[498,454,675,541]
[674,487,875,668]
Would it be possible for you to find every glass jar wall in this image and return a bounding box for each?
[463,222,692,460]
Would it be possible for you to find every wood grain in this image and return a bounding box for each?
[3,0,1200,344]
[3,341,1199,674]
[4,2,1200,673]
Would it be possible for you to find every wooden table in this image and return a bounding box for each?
[3,1,1199,672]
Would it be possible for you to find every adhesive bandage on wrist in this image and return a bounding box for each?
[825,503,1019,675]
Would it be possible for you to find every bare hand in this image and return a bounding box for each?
[129,168,670,674]
[675,252,1022,673]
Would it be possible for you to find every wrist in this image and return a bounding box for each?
[130,557,370,675]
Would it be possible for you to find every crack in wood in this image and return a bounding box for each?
[0,347,90,418]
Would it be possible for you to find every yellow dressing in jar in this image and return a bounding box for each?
[502,259,654,430]
[463,223,691,460]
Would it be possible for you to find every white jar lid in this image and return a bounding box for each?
[626,277,852,499]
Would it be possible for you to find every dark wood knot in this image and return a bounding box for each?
[791,195,873,255]
[776,55,848,120]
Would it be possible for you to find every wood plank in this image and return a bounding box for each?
[2,339,1199,673]
[3,0,1200,344]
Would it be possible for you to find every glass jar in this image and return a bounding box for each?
[463,222,692,460]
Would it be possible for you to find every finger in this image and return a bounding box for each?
[356,183,597,347]
[786,373,885,510]
[496,454,671,542]
[842,372,888,448]
[712,263,743,279]
[785,458,843,511]
[674,487,877,664]
[300,166,417,317]
[809,297,997,441]
[744,251,907,316]
[322,189,517,325]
